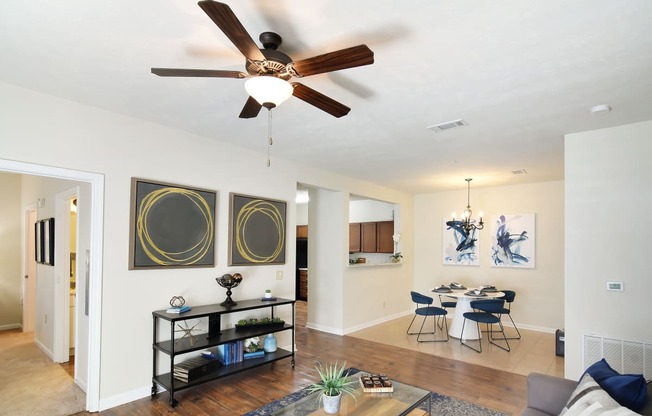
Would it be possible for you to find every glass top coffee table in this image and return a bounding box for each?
[273,374,431,415]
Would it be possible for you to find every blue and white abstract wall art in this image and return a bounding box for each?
[443,219,480,266]
[490,213,535,268]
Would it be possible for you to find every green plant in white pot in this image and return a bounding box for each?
[307,361,357,414]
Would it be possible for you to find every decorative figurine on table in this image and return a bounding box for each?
[169,296,185,308]
[216,273,242,306]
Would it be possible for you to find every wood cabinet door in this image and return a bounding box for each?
[361,222,377,253]
[296,225,308,239]
[376,221,394,253]
[349,223,361,252]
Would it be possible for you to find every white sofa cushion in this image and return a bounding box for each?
[560,374,639,415]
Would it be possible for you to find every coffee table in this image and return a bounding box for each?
[273,375,431,415]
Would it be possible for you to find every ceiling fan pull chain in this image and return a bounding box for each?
[267,109,273,167]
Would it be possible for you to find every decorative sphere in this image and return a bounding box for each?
[233,273,243,282]
[169,296,185,307]
[216,273,241,289]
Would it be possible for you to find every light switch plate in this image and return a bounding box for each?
[607,281,623,291]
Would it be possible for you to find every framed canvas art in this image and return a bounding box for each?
[442,219,480,266]
[129,178,216,269]
[490,213,535,268]
[229,193,287,266]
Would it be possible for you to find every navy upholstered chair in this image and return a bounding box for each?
[460,299,510,352]
[498,290,521,339]
[406,291,449,342]
[437,295,456,329]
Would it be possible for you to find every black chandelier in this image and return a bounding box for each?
[451,178,484,235]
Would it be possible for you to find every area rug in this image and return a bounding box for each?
[244,368,507,416]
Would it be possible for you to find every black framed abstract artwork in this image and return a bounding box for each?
[129,178,217,269]
[35,218,55,266]
[229,193,286,266]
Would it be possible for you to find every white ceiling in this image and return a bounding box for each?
[2,1,651,193]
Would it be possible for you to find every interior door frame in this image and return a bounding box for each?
[1,158,104,412]
[22,204,37,332]
[53,187,78,363]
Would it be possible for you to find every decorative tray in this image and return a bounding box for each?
[359,373,393,393]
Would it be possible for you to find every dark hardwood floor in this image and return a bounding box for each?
[76,301,526,415]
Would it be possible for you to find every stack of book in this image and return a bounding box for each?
[216,341,244,365]
[215,341,266,364]
[173,356,220,383]
[167,305,191,314]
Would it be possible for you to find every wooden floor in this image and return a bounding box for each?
[74,301,529,415]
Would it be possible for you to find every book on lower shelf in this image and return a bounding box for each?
[216,341,245,365]
[243,350,265,360]
[359,373,394,393]
[173,356,220,382]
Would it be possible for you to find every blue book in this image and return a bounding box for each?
[243,350,265,359]
[166,305,191,314]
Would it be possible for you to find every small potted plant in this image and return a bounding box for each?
[390,252,403,263]
[264,289,273,299]
[307,361,357,414]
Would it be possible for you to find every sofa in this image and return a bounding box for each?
[522,372,652,416]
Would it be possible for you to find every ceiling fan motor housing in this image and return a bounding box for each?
[245,32,292,79]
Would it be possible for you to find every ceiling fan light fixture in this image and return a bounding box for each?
[245,76,293,108]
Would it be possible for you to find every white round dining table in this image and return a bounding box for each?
[431,288,505,340]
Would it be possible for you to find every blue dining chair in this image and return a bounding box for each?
[498,290,521,339]
[460,299,510,352]
[437,295,456,329]
[406,291,449,342]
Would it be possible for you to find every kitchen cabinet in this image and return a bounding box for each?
[376,221,395,253]
[296,225,308,239]
[349,221,394,253]
[349,223,361,252]
[297,269,308,301]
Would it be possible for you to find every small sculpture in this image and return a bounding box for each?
[169,296,186,308]
[216,273,243,306]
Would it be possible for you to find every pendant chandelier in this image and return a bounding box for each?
[451,178,484,235]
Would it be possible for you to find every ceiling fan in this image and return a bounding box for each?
[151,0,375,119]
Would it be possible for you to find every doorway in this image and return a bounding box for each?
[2,158,104,412]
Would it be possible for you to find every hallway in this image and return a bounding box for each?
[0,329,85,416]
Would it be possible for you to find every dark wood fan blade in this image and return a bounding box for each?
[198,1,265,62]
[239,96,263,118]
[151,68,247,78]
[290,45,374,77]
[292,83,350,118]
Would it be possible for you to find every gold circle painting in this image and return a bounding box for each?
[232,196,286,264]
[136,187,214,266]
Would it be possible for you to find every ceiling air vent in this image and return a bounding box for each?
[512,169,528,175]
[427,119,469,133]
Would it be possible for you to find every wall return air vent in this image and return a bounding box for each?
[427,119,469,133]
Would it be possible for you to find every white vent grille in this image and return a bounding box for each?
[583,334,652,380]
[427,119,468,133]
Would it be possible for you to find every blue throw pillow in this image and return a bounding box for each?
[583,358,648,411]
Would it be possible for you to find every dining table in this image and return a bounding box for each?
[431,286,505,340]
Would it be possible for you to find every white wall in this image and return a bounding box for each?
[0,81,414,410]
[564,120,652,379]
[0,173,22,329]
[414,180,565,333]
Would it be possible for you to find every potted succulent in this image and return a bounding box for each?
[264,289,273,299]
[307,361,357,414]
[390,252,403,263]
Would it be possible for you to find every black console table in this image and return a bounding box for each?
[151,298,295,407]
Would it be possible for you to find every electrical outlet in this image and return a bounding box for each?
[276,270,283,280]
